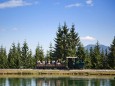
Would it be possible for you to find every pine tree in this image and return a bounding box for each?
[49,43,54,61]
[27,50,33,68]
[69,24,80,57]
[101,48,109,69]
[84,49,91,69]
[35,43,40,62]
[90,47,95,68]
[16,43,22,68]
[54,23,80,62]
[39,46,44,61]
[108,36,115,69]
[93,41,102,69]
[46,43,54,61]
[8,43,17,68]
[104,49,109,69]
[21,41,29,68]
[0,46,8,68]
[101,48,105,69]
[35,44,44,62]
[61,23,69,60]
[45,50,50,61]
[54,24,64,61]
[76,43,85,61]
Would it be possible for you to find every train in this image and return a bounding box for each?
[36,57,84,69]
[36,60,66,69]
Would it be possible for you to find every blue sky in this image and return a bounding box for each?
[0,0,115,54]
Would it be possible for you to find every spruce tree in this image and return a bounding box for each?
[76,43,85,61]
[39,46,44,62]
[35,43,40,62]
[90,47,95,68]
[69,24,80,57]
[21,41,29,68]
[45,50,50,61]
[49,43,54,61]
[101,48,109,69]
[0,46,8,68]
[93,41,102,69]
[8,43,17,68]
[16,43,22,68]
[108,36,115,69]
[46,43,54,61]
[35,44,44,62]
[61,23,69,60]
[27,50,33,68]
[84,49,91,69]
[54,23,80,62]
[104,49,109,69]
[54,24,64,61]
[101,48,105,69]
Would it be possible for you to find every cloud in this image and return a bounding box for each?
[81,36,96,41]
[0,0,32,9]
[86,0,93,6]
[65,3,82,8]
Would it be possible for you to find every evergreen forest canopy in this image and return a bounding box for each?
[0,23,115,69]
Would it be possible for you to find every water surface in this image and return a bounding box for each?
[0,76,115,86]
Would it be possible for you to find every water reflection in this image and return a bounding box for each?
[0,77,115,86]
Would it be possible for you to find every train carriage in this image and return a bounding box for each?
[36,57,84,69]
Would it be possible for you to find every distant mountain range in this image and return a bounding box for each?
[85,44,109,52]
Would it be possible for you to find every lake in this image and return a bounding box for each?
[0,76,115,86]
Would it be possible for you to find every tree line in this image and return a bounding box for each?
[0,42,44,69]
[0,23,115,69]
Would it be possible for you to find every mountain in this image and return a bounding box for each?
[85,44,109,52]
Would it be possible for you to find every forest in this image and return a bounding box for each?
[0,23,115,69]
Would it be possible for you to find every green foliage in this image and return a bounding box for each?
[46,43,54,61]
[0,23,114,69]
[68,24,80,56]
[8,43,18,68]
[93,41,103,69]
[54,24,64,60]
[54,23,80,61]
[8,43,22,68]
[108,36,115,69]
[76,43,85,61]
[16,43,22,68]
[35,43,44,62]
[103,49,109,69]
[26,50,33,68]
[84,50,91,69]
[7,41,35,69]
[89,47,95,68]
[89,42,103,69]
[101,48,109,69]
[0,46,8,68]
[21,41,35,68]
[21,41,29,68]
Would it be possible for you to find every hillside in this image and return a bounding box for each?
[85,44,109,52]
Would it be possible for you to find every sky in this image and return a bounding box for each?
[0,0,115,54]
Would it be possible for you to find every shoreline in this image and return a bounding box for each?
[0,69,115,76]
[0,75,115,79]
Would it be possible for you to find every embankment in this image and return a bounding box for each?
[0,69,115,76]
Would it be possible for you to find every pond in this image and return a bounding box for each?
[0,76,115,86]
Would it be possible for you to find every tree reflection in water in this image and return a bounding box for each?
[0,77,115,86]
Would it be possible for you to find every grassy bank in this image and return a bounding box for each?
[0,69,115,76]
